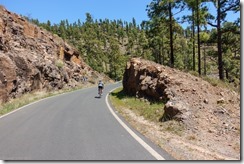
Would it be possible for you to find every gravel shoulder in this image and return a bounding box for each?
[118,58,240,160]
[113,106,240,160]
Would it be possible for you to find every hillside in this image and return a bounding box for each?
[0,6,111,103]
[122,58,240,160]
[0,5,240,160]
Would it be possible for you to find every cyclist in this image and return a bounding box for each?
[98,80,104,97]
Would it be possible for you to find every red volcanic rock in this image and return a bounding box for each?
[0,6,104,103]
[123,58,240,125]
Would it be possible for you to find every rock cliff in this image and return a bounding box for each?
[0,6,106,103]
[123,58,240,159]
[123,58,240,122]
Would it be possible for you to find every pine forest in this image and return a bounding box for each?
[25,0,240,89]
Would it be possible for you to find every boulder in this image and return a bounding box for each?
[123,58,191,121]
[122,57,240,126]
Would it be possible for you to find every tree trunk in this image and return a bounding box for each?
[169,2,174,68]
[197,0,201,76]
[159,46,162,64]
[225,69,229,80]
[162,37,165,65]
[217,0,224,80]
[204,45,206,75]
[192,9,196,71]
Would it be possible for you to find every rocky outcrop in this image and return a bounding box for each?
[123,58,240,124]
[0,6,106,103]
[123,58,188,121]
[123,58,240,160]
[123,58,172,101]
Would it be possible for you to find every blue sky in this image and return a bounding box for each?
[0,0,152,25]
[0,0,241,29]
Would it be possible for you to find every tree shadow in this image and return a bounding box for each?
[110,89,131,100]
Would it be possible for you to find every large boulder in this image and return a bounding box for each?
[123,58,240,124]
[123,58,182,120]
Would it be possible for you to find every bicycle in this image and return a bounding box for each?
[98,87,103,98]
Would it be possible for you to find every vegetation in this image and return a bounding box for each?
[0,84,88,116]
[24,0,240,89]
[109,87,164,122]
[55,59,64,69]
[109,87,185,136]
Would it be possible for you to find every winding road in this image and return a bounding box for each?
[0,82,174,160]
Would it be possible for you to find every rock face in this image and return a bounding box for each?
[123,58,240,124]
[123,58,240,159]
[0,6,104,103]
[123,58,188,121]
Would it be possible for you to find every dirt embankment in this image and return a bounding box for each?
[122,58,240,160]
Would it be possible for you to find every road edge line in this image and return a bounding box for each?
[0,85,96,119]
[105,87,165,160]
[0,96,51,119]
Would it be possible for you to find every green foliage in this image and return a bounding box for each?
[202,75,238,92]
[110,87,185,136]
[30,14,150,81]
[0,84,87,117]
[55,59,64,69]
[189,70,199,77]
[110,87,165,122]
[27,0,240,89]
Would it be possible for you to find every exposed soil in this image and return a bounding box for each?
[116,58,240,160]
[115,106,240,160]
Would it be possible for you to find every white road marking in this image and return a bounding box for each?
[0,86,94,119]
[1,84,165,160]
[0,97,48,119]
[105,87,165,160]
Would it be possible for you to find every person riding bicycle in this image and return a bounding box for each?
[98,80,104,96]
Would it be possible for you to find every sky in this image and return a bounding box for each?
[0,0,241,29]
[0,0,152,25]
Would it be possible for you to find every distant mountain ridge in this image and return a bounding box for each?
[0,6,108,103]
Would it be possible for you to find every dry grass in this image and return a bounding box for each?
[0,84,88,116]
[109,87,164,122]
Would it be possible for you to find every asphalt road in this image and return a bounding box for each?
[0,82,174,160]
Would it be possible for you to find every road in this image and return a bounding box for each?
[0,82,174,160]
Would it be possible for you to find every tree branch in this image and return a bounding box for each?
[221,4,239,14]
[173,6,187,16]
[222,28,240,34]
[207,22,218,28]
